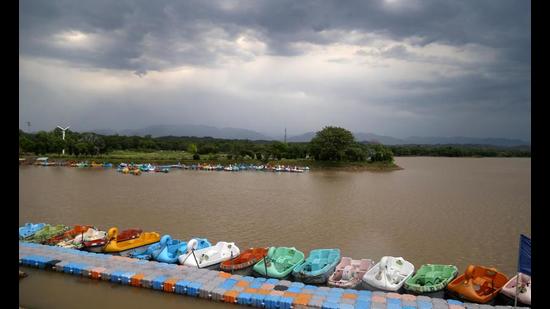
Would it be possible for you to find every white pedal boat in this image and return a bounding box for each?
[178,241,240,268]
[362,256,415,292]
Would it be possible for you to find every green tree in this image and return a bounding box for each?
[309,126,355,161]
[187,143,198,154]
[368,144,394,162]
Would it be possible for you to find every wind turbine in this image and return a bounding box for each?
[57,125,70,155]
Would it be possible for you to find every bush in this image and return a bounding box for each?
[193,153,200,160]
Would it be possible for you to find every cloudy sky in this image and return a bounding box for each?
[19,0,530,140]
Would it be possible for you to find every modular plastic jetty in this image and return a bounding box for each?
[19,242,528,309]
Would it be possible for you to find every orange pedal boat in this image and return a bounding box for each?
[220,247,269,271]
[103,227,160,253]
[447,265,508,304]
[45,225,94,245]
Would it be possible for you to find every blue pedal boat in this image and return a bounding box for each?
[292,248,341,284]
[19,223,46,239]
[154,235,212,264]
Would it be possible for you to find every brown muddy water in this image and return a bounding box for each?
[19,157,530,308]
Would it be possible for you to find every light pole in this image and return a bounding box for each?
[57,126,70,155]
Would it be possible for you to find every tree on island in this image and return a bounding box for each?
[309,126,356,161]
[309,126,394,162]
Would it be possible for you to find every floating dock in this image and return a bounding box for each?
[19,242,527,309]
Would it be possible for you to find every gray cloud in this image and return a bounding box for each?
[19,0,530,141]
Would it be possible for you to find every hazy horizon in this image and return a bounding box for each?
[20,1,531,141]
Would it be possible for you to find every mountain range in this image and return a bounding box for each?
[90,124,530,147]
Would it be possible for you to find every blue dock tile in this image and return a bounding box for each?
[264,295,281,309]
[72,263,89,275]
[152,275,168,290]
[250,293,266,307]
[447,299,464,306]
[322,301,340,309]
[120,272,136,285]
[287,286,302,293]
[175,280,191,294]
[339,304,355,309]
[63,263,75,274]
[252,277,267,283]
[417,301,432,309]
[242,276,255,282]
[279,296,293,309]
[220,278,238,290]
[186,282,202,297]
[290,282,305,288]
[237,292,252,305]
[266,278,279,285]
[358,290,372,296]
[250,281,264,289]
[110,271,125,283]
[388,303,403,309]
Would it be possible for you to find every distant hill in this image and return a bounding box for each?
[287,132,405,144]
[286,132,316,142]
[287,131,529,147]
[93,125,272,140]
[88,125,530,147]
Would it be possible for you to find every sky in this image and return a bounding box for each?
[19,0,531,141]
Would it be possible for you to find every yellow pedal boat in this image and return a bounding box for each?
[103,227,160,253]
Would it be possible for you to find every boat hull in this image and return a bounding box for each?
[293,267,335,285]
[179,242,240,268]
[499,273,531,305]
[403,264,458,295]
[252,247,305,279]
[446,265,508,304]
[292,249,341,284]
[328,258,374,290]
[220,247,269,272]
[362,257,415,292]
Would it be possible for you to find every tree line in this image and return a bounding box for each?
[19,126,395,162]
[387,144,531,157]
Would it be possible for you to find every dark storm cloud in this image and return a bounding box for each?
[19,0,530,140]
[20,0,530,72]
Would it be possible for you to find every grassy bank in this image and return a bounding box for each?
[24,150,401,171]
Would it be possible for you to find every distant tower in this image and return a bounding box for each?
[26,121,31,130]
[56,125,70,155]
[284,128,287,143]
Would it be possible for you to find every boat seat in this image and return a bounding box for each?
[342,266,354,281]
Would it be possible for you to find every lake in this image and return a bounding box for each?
[19,157,531,308]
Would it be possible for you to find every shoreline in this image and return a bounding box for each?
[19,155,402,172]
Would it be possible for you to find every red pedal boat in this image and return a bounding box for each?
[45,225,94,245]
[220,247,269,271]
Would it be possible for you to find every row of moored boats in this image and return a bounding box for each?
[28,160,310,174]
[19,223,530,306]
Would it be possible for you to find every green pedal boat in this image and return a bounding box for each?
[404,264,458,297]
[253,247,305,279]
[292,248,341,284]
[26,224,70,244]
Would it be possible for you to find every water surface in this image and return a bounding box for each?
[19,157,531,308]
